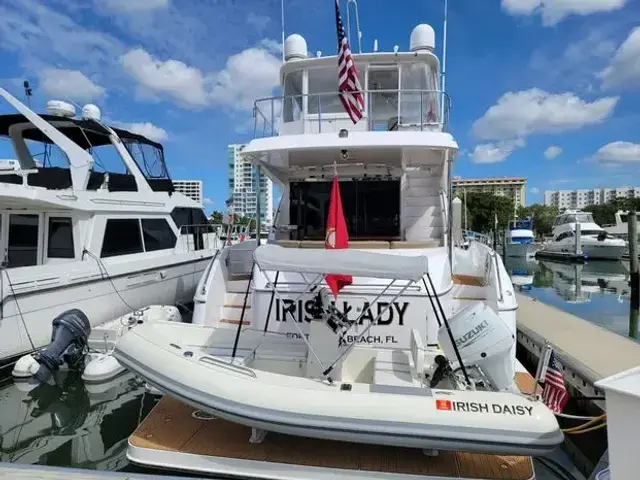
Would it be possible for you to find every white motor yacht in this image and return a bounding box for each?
[0,88,217,365]
[114,19,563,480]
[544,210,626,260]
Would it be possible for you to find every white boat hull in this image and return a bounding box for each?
[1,255,212,361]
[504,243,539,258]
[114,322,564,456]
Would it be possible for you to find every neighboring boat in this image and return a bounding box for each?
[504,256,537,291]
[114,21,563,479]
[0,88,217,365]
[540,210,626,260]
[602,210,639,241]
[504,218,539,258]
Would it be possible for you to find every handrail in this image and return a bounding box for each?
[253,88,451,138]
[199,355,257,378]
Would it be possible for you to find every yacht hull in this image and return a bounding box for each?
[544,241,626,260]
[114,322,564,456]
[0,256,212,362]
[504,243,539,258]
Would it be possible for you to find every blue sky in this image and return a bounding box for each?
[1,0,639,212]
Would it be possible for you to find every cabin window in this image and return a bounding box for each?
[142,219,177,251]
[101,219,144,257]
[7,214,39,267]
[47,217,75,258]
[308,67,364,115]
[399,63,439,125]
[555,231,574,242]
[283,70,303,122]
[368,67,399,130]
[171,207,209,251]
[289,179,400,241]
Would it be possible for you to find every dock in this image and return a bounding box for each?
[534,249,587,262]
[0,462,200,479]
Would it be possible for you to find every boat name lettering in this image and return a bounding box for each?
[435,399,533,416]
[274,299,409,325]
[454,320,489,348]
[338,335,398,346]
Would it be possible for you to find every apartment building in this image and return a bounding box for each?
[544,186,640,209]
[452,177,526,214]
[227,144,274,228]
[172,180,203,205]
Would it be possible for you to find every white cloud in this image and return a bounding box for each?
[99,0,169,13]
[38,68,106,103]
[120,41,281,111]
[472,88,619,141]
[120,48,209,107]
[126,122,169,142]
[469,139,526,164]
[544,145,563,159]
[530,187,541,194]
[600,27,640,89]
[247,12,270,33]
[210,44,282,111]
[590,141,640,165]
[501,0,627,26]
[202,197,213,205]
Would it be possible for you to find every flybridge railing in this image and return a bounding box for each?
[253,89,451,138]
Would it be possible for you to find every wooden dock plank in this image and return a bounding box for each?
[516,293,640,379]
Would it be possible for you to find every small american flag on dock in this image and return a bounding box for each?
[334,0,364,123]
[541,349,569,413]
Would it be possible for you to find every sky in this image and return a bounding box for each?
[0,0,640,212]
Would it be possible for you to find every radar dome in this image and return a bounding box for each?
[284,34,308,61]
[410,24,435,52]
[81,104,101,121]
[46,100,76,118]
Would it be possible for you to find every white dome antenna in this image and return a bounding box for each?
[410,24,435,52]
[46,100,76,118]
[81,104,101,121]
[284,34,308,61]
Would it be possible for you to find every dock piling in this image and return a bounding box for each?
[628,209,638,339]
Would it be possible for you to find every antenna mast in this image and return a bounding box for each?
[281,0,285,61]
[346,0,363,53]
[440,0,448,123]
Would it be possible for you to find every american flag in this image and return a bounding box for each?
[334,0,364,123]
[541,350,569,413]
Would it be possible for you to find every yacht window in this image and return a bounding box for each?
[555,231,574,242]
[101,219,143,257]
[171,207,209,251]
[47,217,75,258]
[123,140,168,179]
[369,67,399,130]
[283,70,303,122]
[289,179,400,241]
[7,214,39,267]
[581,230,604,236]
[308,67,364,115]
[142,219,177,251]
[399,63,439,125]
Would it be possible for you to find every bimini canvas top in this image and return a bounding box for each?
[253,244,429,281]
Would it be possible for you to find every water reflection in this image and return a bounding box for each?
[0,371,155,469]
[504,256,634,340]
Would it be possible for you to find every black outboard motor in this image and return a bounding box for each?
[34,309,91,383]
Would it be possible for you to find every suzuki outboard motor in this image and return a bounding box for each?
[34,309,91,383]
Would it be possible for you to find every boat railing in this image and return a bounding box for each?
[178,223,221,252]
[253,89,451,138]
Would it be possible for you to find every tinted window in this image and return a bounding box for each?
[48,217,75,258]
[171,207,209,251]
[101,219,143,257]
[289,180,400,241]
[142,219,177,251]
[8,214,39,267]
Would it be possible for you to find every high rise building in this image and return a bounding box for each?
[173,180,203,205]
[544,186,640,210]
[227,144,274,228]
[452,177,526,214]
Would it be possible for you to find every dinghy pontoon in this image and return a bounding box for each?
[115,245,563,456]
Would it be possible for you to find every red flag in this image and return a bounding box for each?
[324,176,352,297]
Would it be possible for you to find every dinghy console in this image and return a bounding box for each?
[437,302,516,392]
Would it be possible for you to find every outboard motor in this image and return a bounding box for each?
[34,309,91,383]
